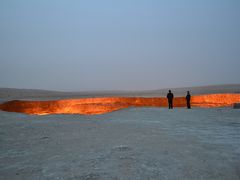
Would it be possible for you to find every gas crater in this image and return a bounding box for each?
[0,94,240,115]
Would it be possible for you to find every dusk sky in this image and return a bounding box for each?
[1,0,240,91]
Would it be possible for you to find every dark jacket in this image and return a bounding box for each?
[186,94,191,101]
[167,93,174,100]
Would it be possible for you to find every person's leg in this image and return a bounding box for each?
[187,101,191,109]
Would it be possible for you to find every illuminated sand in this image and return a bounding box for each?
[0,94,240,115]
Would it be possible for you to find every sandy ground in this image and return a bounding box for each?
[0,107,240,180]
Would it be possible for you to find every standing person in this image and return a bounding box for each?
[186,91,191,109]
[167,90,174,109]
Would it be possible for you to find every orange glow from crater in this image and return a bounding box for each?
[0,94,239,115]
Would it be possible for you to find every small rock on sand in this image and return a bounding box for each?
[233,103,240,109]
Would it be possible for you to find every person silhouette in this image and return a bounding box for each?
[167,90,174,109]
[186,91,191,109]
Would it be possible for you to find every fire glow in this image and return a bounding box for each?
[0,94,240,115]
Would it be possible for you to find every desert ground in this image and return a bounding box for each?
[0,85,240,180]
[1,84,240,101]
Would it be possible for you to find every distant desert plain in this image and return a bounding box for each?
[0,84,240,115]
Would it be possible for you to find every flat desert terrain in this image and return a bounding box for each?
[0,85,240,180]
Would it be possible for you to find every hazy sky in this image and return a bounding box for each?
[0,0,240,91]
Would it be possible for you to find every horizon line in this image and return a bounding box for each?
[1,83,240,93]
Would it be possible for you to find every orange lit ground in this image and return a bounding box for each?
[0,94,240,115]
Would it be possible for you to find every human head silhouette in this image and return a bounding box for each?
[187,91,190,94]
[169,90,171,93]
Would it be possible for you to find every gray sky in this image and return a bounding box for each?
[0,0,240,91]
